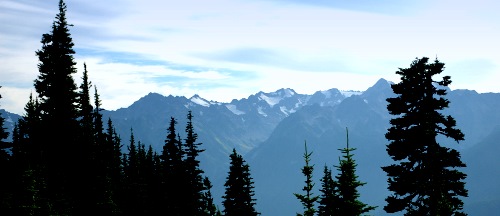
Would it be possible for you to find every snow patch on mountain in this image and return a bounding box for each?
[280,106,297,116]
[257,106,268,117]
[225,104,245,115]
[340,90,363,98]
[259,94,281,108]
[259,88,296,108]
[190,95,210,107]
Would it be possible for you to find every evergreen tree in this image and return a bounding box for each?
[12,94,42,167]
[201,177,218,216]
[160,117,186,215]
[94,87,105,144]
[75,63,99,214]
[104,118,123,214]
[109,121,123,186]
[78,63,94,148]
[335,128,375,216]
[91,100,120,215]
[184,111,206,215]
[123,128,141,216]
[10,95,48,215]
[0,88,13,213]
[33,0,80,213]
[149,148,162,214]
[382,57,467,215]
[294,141,319,216]
[0,88,9,144]
[317,165,340,216]
[144,144,161,214]
[222,148,258,216]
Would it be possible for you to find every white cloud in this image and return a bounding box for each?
[0,87,33,115]
[1,0,500,114]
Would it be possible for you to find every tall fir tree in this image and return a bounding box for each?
[144,144,161,215]
[160,117,186,215]
[91,93,121,215]
[75,63,98,214]
[0,88,9,145]
[184,111,207,215]
[202,177,218,216]
[123,128,141,216]
[382,57,467,215]
[222,148,258,216]
[33,0,80,213]
[149,147,163,214]
[94,87,105,145]
[104,118,123,205]
[317,165,340,216]
[12,93,42,167]
[294,141,319,216]
[78,63,94,149]
[10,94,48,215]
[0,88,13,213]
[335,128,375,216]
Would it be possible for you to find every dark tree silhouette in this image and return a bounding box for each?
[32,0,81,213]
[0,87,13,213]
[295,141,319,216]
[184,111,210,215]
[335,128,375,216]
[160,117,186,215]
[317,165,340,216]
[10,94,48,215]
[382,57,467,215]
[223,148,258,216]
[201,177,218,216]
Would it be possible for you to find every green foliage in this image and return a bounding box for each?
[184,111,207,215]
[223,148,258,216]
[160,117,186,215]
[316,129,375,216]
[202,177,218,216]
[382,57,468,215]
[317,165,340,216]
[294,142,319,216]
[335,128,376,216]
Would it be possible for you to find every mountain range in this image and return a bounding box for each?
[2,78,499,215]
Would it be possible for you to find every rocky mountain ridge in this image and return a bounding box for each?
[2,78,500,215]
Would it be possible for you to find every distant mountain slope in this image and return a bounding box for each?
[247,80,394,216]
[3,78,500,215]
[463,126,500,215]
[0,109,21,141]
[100,86,353,176]
[246,79,500,215]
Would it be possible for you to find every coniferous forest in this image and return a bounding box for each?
[0,1,471,215]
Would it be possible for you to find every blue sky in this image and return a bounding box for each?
[1,0,499,114]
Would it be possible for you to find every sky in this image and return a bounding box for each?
[1,0,499,115]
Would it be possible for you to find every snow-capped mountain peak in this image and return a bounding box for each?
[259,88,296,108]
[189,94,211,107]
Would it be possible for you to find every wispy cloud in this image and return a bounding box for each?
[1,0,500,114]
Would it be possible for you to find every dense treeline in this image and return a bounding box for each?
[0,0,468,215]
[295,130,375,216]
[0,1,252,215]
